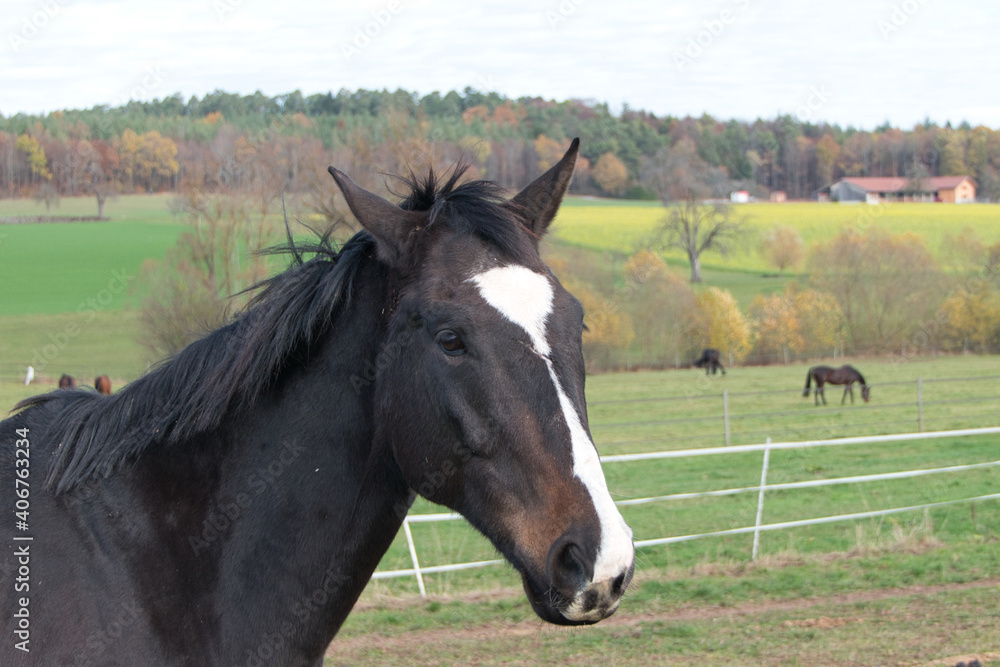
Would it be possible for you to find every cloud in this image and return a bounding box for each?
[1,0,997,129]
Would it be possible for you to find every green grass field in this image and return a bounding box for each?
[0,194,186,316]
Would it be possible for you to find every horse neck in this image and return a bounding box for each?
[134,260,411,659]
[230,260,412,649]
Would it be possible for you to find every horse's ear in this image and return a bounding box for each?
[508,137,579,239]
[327,167,423,267]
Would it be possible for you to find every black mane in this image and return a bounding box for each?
[396,164,533,260]
[24,233,373,494]
[20,165,532,494]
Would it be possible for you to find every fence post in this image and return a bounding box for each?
[752,438,772,561]
[723,390,731,446]
[917,378,924,432]
[402,518,427,597]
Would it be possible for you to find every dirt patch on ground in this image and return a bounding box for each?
[329,578,999,661]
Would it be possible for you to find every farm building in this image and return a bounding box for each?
[769,190,787,203]
[817,176,977,203]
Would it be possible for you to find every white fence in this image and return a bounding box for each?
[372,426,1000,596]
[587,374,1000,449]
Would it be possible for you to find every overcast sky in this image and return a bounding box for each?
[2,0,997,129]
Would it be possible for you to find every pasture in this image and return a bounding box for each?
[1,193,998,664]
[552,198,1000,306]
[554,198,1000,271]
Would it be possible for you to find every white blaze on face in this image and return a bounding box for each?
[471,266,634,584]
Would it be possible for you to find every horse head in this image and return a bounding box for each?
[328,139,634,625]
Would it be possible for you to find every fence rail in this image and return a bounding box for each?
[587,375,1000,449]
[374,426,1000,594]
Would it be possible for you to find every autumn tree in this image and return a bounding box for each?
[651,197,750,282]
[748,285,844,363]
[939,283,1000,353]
[69,138,121,217]
[760,225,805,274]
[748,293,801,363]
[591,152,628,196]
[808,228,947,353]
[941,226,986,272]
[622,250,700,366]
[457,135,491,175]
[792,286,844,354]
[115,129,179,192]
[568,280,634,371]
[937,131,969,175]
[815,133,840,186]
[15,134,51,183]
[695,287,752,364]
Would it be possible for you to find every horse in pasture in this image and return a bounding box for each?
[94,374,112,395]
[694,348,725,375]
[0,140,634,665]
[803,364,870,405]
[58,374,76,389]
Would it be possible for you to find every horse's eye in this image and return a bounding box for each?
[436,330,466,356]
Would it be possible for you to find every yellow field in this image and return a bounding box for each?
[552,198,1000,271]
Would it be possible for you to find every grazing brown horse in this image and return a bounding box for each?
[58,374,76,389]
[803,365,870,405]
[694,348,725,375]
[95,374,112,395]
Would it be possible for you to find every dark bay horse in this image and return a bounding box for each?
[1,140,634,665]
[694,348,725,375]
[57,374,76,389]
[803,364,871,405]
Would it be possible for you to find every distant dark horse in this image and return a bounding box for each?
[694,348,725,375]
[94,374,112,395]
[803,364,870,405]
[1,140,634,665]
[58,374,76,389]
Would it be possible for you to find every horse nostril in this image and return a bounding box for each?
[560,543,585,578]
[612,572,626,596]
[548,537,591,595]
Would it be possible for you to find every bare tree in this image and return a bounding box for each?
[641,139,730,202]
[652,197,749,282]
[809,228,947,353]
[138,158,282,360]
[760,225,804,274]
[33,182,60,211]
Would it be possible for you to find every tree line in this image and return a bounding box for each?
[3,87,1000,209]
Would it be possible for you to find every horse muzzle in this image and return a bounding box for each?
[522,531,635,625]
